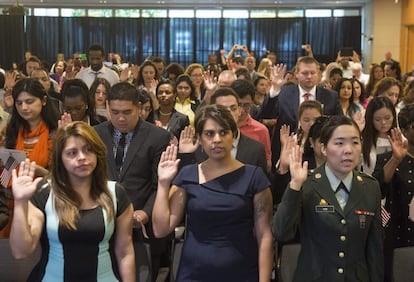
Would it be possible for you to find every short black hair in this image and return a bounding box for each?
[230,79,255,100]
[88,44,105,56]
[108,82,140,105]
[210,87,240,104]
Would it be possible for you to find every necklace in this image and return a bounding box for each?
[159,110,172,116]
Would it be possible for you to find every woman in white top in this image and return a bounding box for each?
[361,96,397,175]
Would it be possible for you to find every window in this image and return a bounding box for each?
[223,10,249,19]
[88,9,113,17]
[33,8,59,17]
[169,9,194,18]
[251,10,276,18]
[142,9,167,18]
[61,9,86,17]
[115,9,140,18]
[195,10,221,18]
[278,9,304,18]
[305,9,331,17]
[333,9,360,17]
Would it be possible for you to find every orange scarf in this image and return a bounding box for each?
[15,120,51,168]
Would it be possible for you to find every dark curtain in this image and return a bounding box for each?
[0,15,361,71]
[170,18,193,66]
[0,16,25,70]
[332,16,362,56]
[141,18,167,62]
[109,17,141,63]
[305,17,335,64]
[305,16,361,65]
[195,18,220,65]
[223,18,249,53]
[251,18,304,67]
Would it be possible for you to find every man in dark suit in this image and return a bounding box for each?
[262,57,342,171]
[178,87,268,175]
[94,82,170,282]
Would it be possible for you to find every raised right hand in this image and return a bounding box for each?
[271,64,287,89]
[12,159,43,202]
[158,145,180,185]
[289,145,308,191]
[389,128,408,161]
[178,126,199,153]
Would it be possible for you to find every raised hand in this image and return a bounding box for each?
[119,67,129,82]
[203,71,217,91]
[279,124,291,147]
[58,112,73,128]
[149,79,159,95]
[353,111,366,131]
[158,145,180,186]
[389,128,408,161]
[5,71,17,90]
[178,126,199,153]
[12,159,43,202]
[278,134,296,175]
[289,145,308,191]
[271,64,287,90]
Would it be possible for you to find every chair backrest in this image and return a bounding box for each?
[170,241,183,282]
[0,238,41,282]
[393,246,414,282]
[279,243,301,282]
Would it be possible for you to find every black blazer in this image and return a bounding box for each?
[154,109,190,141]
[273,166,383,282]
[263,84,343,169]
[94,119,171,218]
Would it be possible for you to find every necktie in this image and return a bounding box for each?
[335,181,349,210]
[115,133,126,173]
[303,93,311,101]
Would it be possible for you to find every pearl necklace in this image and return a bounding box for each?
[159,110,172,116]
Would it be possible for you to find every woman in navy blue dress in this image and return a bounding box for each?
[153,104,273,282]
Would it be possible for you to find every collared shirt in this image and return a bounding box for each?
[112,129,134,166]
[76,65,120,88]
[298,85,317,104]
[231,129,242,158]
[325,164,353,193]
[325,164,353,209]
[239,115,272,161]
[175,97,196,127]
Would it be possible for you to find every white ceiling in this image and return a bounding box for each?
[0,0,370,9]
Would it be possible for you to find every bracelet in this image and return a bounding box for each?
[4,86,12,92]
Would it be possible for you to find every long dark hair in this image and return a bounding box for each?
[361,96,397,167]
[333,78,359,117]
[61,79,98,122]
[138,88,155,124]
[175,74,197,101]
[51,121,113,230]
[6,78,59,149]
[89,77,110,100]
[135,60,158,87]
